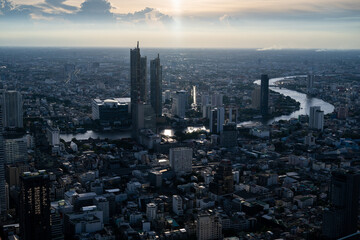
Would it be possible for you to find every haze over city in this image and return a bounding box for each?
[1,0,360,48]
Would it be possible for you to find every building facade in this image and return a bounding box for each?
[150,54,162,117]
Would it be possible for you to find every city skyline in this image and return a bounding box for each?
[0,0,359,49]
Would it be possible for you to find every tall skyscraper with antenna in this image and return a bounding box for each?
[130,42,147,139]
[150,54,162,117]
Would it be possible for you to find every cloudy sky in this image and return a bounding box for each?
[1,0,359,48]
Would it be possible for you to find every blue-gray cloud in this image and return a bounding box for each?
[43,0,77,11]
[71,0,114,22]
[0,0,31,20]
[117,7,173,24]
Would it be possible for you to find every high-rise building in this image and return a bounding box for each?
[192,86,197,106]
[196,210,222,240]
[322,171,360,239]
[209,159,234,196]
[260,74,269,116]
[172,90,188,118]
[220,123,237,147]
[172,195,183,216]
[210,107,225,134]
[309,106,324,131]
[0,99,5,218]
[211,93,223,108]
[4,135,27,164]
[146,202,157,221]
[3,90,23,128]
[251,86,261,109]
[150,54,162,117]
[130,42,147,139]
[307,74,314,93]
[169,147,193,175]
[19,170,51,240]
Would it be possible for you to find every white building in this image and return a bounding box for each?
[146,203,157,221]
[66,206,103,236]
[169,147,193,175]
[196,211,222,240]
[309,106,324,131]
[304,133,315,146]
[172,195,183,216]
[46,125,60,146]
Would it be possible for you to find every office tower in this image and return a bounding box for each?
[251,86,261,109]
[169,147,193,175]
[3,90,23,128]
[130,42,147,104]
[202,104,212,118]
[5,135,27,164]
[19,170,51,240]
[220,122,237,147]
[0,100,5,218]
[172,90,188,118]
[146,203,157,221]
[209,159,234,196]
[130,42,147,138]
[210,107,225,134]
[322,171,360,239]
[307,74,314,93]
[150,54,162,117]
[196,211,222,240]
[260,74,269,116]
[201,95,210,106]
[211,93,223,107]
[172,195,183,216]
[309,106,324,131]
[226,106,238,123]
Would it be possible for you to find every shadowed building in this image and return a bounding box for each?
[150,54,162,117]
[260,74,269,117]
[19,170,51,240]
[322,171,360,239]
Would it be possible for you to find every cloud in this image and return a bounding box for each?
[118,7,173,25]
[43,0,77,12]
[72,0,114,22]
[0,0,31,20]
[256,46,283,51]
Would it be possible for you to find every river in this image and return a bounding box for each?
[61,76,335,141]
[238,75,335,126]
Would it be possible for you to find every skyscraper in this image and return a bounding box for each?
[260,74,269,116]
[150,54,162,117]
[307,74,314,94]
[130,42,147,139]
[322,171,360,239]
[0,95,5,218]
[3,90,23,128]
[19,170,51,240]
[210,107,225,134]
[309,106,324,131]
[130,42,147,104]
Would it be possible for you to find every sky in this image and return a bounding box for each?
[0,0,359,49]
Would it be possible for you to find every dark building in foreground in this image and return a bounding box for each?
[19,170,51,240]
[150,54,162,117]
[322,171,360,239]
[260,74,269,117]
[210,159,234,196]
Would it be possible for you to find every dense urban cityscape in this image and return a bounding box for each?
[0,45,359,240]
